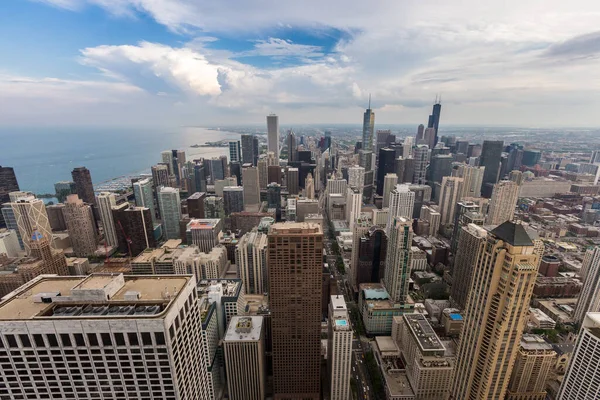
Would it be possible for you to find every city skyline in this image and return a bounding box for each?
[2,1,600,127]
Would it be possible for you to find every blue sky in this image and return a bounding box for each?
[1,0,600,127]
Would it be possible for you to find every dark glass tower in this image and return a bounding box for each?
[0,166,19,227]
[376,148,396,195]
[479,140,504,197]
[71,167,96,206]
[427,100,442,147]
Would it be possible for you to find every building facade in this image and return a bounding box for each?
[63,195,97,257]
[328,295,352,400]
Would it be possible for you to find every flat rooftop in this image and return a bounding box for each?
[521,334,553,351]
[383,371,415,398]
[187,219,221,230]
[224,316,263,342]
[404,313,445,351]
[0,274,190,320]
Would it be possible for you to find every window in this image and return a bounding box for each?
[19,335,31,348]
[87,334,99,346]
[46,334,58,347]
[114,333,125,346]
[60,334,72,347]
[128,333,139,346]
[5,335,18,348]
[101,333,112,346]
[141,333,152,346]
[74,334,85,347]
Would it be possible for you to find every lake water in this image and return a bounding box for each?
[0,127,240,194]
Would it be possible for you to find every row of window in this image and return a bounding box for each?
[0,331,166,349]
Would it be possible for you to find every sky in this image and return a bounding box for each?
[1,1,600,127]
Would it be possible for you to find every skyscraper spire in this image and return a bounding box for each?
[368,93,371,109]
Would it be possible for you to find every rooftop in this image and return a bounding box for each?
[490,221,533,246]
[404,313,445,352]
[224,316,263,342]
[187,219,221,230]
[521,334,554,351]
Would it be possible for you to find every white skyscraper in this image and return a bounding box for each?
[328,295,352,400]
[455,164,485,198]
[384,216,413,304]
[267,114,280,161]
[382,173,398,208]
[573,247,600,324]
[402,137,414,158]
[133,178,156,221]
[386,184,415,234]
[235,230,269,295]
[558,312,600,400]
[97,192,118,247]
[486,180,520,225]
[158,186,181,240]
[9,195,53,254]
[345,186,362,229]
[438,176,464,226]
[348,165,365,190]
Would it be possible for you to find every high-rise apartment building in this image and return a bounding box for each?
[229,140,242,163]
[112,205,156,257]
[451,201,484,253]
[8,195,53,255]
[63,194,97,257]
[346,186,362,229]
[413,145,429,184]
[486,180,520,225]
[438,176,464,226]
[450,223,488,310]
[242,166,260,210]
[223,186,245,215]
[480,140,504,197]
[97,192,119,247]
[386,184,415,234]
[185,219,222,253]
[268,223,323,399]
[204,196,225,219]
[235,230,268,295]
[506,334,556,400]
[133,177,156,221]
[557,312,600,400]
[384,217,413,304]
[161,150,174,175]
[71,166,96,206]
[573,246,600,324]
[224,316,266,400]
[382,173,398,208]
[451,221,540,400]
[350,214,373,289]
[454,164,485,198]
[328,295,352,400]
[187,192,206,219]
[53,181,76,203]
[0,273,208,400]
[348,165,365,190]
[420,205,441,236]
[158,187,181,240]
[267,114,280,161]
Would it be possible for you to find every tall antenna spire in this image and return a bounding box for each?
[368,93,371,109]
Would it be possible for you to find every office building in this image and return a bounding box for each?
[161,150,174,175]
[384,217,413,304]
[328,295,352,400]
[63,195,97,257]
[522,150,542,167]
[362,100,375,153]
[428,154,453,199]
[398,314,454,399]
[112,205,156,256]
[413,145,429,184]
[451,201,483,253]
[479,140,504,197]
[187,192,206,219]
[348,165,365,190]
[229,140,242,163]
[267,114,280,161]
[186,219,223,253]
[223,186,245,215]
[506,334,556,400]
[450,223,488,310]
[0,166,20,225]
[53,181,76,203]
[451,221,540,400]
[158,187,181,240]
[305,173,315,199]
[151,164,171,189]
[386,184,415,234]
[454,164,485,198]
[8,195,53,255]
[97,192,118,247]
[236,230,268,295]
[286,129,297,162]
[241,134,259,166]
[0,229,20,257]
[421,205,441,236]
[133,177,156,221]
[71,167,96,207]
[376,148,396,195]
[396,156,415,184]
[209,157,225,183]
[242,166,260,209]
[356,225,387,287]
[224,316,266,400]
[350,215,374,288]
[346,186,362,229]
[326,176,347,195]
[382,173,398,208]
[268,223,323,399]
[204,196,225,219]
[438,176,464,226]
[427,100,442,146]
[0,273,209,400]
[286,167,300,195]
[573,247,600,324]
[214,176,237,197]
[557,312,600,400]
[486,180,520,225]
[175,245,228,281]
[46,204,67,231]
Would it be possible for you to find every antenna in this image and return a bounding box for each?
[368,93,371,109]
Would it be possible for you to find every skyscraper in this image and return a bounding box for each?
[209,157,225,183]
[71,166,96,206]
[185,218,222,253]
[151,164,171,189]
[557,312,600,400]
[486,180,520,225]
[286,129,297,162]
[187,192,206,219]
[328,295,352,400]
[97,192,119,247]
[507,334,556,400]
[223,316,267,400]
[362,98,375,153]
[376,129,391,155]
[241,134,259,166]
[454,164,485,198]
[267,114,280,161]
[427,100,442,147]
[450,223,488,310]
[384,216,413,305]
[161,150,174,175]
[268,223,323,399]
[286,167,299,195]
[348,165,365,190]
[133,177,156,221]
[412,145,429,184]
[229,140,242,163]
[376,147,396,195]
[242,166,260,209]
[451,201,484,253]
[346,186,362,229]
[0,166,19,228]
[480,140,504,197]
[305,173,315,199]
[451,221,540,400]
[63,194,97,257]
[223,186,245,215]
[158,186,181,240]
[54,181,76,203]
[386,184,415,234]
[438,176,464,226]
[112,204,156,256]
[235,230,268,294]
[9,195,53,255]
[573,247,600,324]
[356,225,388,285]
[382,173,398,208]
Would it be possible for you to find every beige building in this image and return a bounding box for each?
[420,205,440,236]
[450,223,488,310]
[174,245,228,281]
[451,221,540,400]
[328,295,352,400]
[384,217,413,304]
[97,192,118,247]
[386,184,415,235]
[382,173,398,208]
[454,164,485,198]
[397,314,454,399]
[486,180,520,225]
[507,334,556,400]
[268,222,323,399]
[63,194,97,257]
[242,166,261,210]
[223,316,266,400]
[8,194,53,254]
[305,172,315,199]
[350,214,373,289]
[437,176,464,226]
[235,230,268,294]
